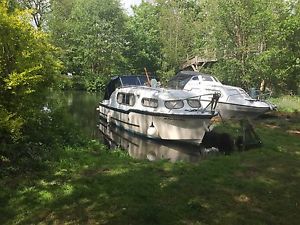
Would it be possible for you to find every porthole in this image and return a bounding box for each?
[142,98,158,108]
[117,93,135,106]
[187,99,201,108]
[164,100,184,109]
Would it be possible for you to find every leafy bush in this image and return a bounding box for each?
[55,75,73,90]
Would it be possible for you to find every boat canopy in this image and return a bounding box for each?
[104,75,154,100]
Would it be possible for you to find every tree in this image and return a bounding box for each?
[253,0,300,93]
[0,0,59,159]
[125,1,162,74]
[205,0,299,93]
[48,0,127,77]
[157,0,204,80]
[14,0,50,28]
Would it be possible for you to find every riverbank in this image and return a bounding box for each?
[1,111,299,225]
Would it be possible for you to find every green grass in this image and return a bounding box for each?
[1,118,300,225]
[270,95,300,113]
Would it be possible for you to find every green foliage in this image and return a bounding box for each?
[0,0,61,168]
[84,74,110,92]
[12,0,50,28]
[48,0,127,80]
[157,0,205,80]
[125,1,162,74]
[205,0,300,92]
[46,0,300,93]
[0,106,24,142]
[270,95,300,113]
[55,74,73,90]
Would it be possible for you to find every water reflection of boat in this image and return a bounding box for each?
[97,120,218,163]
[97,75,219,144]
[168,71,276,120]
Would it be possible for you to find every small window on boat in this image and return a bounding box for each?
[226,89,240,97]
[164,100,184,109]
[187,99,201,108]
[192,76,199,80]
[202,75,213,81]
[142,98,158,108]
[117,93,135,106]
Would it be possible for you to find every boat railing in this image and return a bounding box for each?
[201,93,220,114]
[167,93,220,114]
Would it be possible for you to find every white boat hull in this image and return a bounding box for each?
[168,71,276,120]
[200,100,272,119]
[99,104,212,144]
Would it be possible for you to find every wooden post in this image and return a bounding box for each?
[144,67,151,86]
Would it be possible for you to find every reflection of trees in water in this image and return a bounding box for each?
[70,91,102,138]
[50,91,102,139]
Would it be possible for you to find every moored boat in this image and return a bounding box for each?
[167,71,276,120]
[97,75,219,144]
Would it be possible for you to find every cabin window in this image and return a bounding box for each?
[192,76,199,80]
[142,98,158,108]
[202,75,213,81]
[164,100,184,109]
[117,93,135,106]
[226,89,240,97]
[187,99,201,108]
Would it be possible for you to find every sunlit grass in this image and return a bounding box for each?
[270,95,300,112]
[1,117,300,225]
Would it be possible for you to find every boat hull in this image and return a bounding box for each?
[99,104,213,144]
[200,100,272,120]
[217,102,271,119]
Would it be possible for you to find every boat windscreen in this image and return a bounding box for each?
[167,75,192,89]
[120,76,147,86]
[238,88,252,98]
[103,76,149,100]
[225,88,241,97]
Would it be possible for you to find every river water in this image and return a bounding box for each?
[63,91,218,163]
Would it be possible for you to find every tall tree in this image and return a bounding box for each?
[0,0,59,156]
[205,0,299,93]
[252,0,300,93]
[48,0,126,77]
[157,0,205,80]
[125,1,162,74]
[15,0,50,28]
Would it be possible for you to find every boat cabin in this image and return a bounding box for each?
[167,71,221,90]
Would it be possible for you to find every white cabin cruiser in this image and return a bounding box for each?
[97,75,219,144]
[167,71,276,120]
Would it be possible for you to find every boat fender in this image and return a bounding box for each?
[147,123,158,137]
[203,121,211,132]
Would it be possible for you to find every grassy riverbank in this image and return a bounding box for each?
[270,95,300,113]
[1,111,299,225]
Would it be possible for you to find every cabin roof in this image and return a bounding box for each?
[167,71,219,89]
